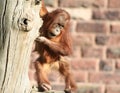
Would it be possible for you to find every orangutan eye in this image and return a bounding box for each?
[58,23,64,28]
[53,23,64,28]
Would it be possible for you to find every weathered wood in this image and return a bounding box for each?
[0,0,42,93]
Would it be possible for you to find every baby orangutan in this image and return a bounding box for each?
[29,0,77,93]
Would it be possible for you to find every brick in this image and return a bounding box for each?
[99,60,113,71]
[107,48,120,58]
[111,24,120,33]
[106,86,120,93]
[96,35,120,46]
[115,60,120,72]
[95,35,109,45]
[73,71,87,82]
[93,9,120,20]
[89,72,120,84]
[65,8,92,20]
[71,59,97,71]
[71,46,81,58]
[107,35,120,46]
[77,84,102,93]
[44,0,58,7]
[81,47,104,58]
[93,0,107,8]
[76,21,109,34]
[108,0,120,8]
[73,34,94,46]
[59,0,106,8]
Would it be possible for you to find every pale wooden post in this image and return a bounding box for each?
[0,0,42,93]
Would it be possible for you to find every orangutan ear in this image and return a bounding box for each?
[40,0,48,17]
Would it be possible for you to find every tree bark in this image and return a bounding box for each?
[0,0,42,93]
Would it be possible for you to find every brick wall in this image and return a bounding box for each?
[44,0,120,93]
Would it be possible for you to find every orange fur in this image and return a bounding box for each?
[29,0,77,92]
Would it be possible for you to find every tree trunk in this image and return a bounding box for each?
[0,0,42,93]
